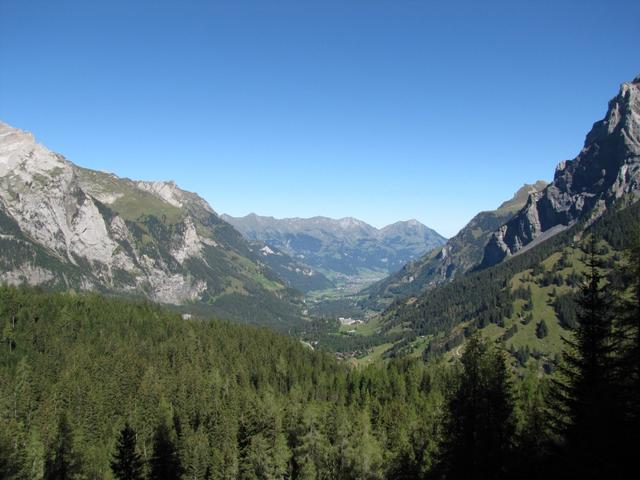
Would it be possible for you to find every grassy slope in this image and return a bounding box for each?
[346,199,639,368]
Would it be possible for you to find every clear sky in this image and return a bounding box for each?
[1,0,638,237]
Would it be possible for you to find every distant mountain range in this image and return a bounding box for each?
[0,121,304,329]
[3,72,638,353]
[221,213,447,287]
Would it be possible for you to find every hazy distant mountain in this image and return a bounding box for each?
[221,213,447,283]
[0,121,304,328]
[248,240,334,293]
[362,181,547,310]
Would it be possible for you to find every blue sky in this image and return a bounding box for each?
[1,0,638,237]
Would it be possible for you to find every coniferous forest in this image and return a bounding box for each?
[2,2,640,478]
[0,237,638,479]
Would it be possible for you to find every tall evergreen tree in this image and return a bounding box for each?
[0,418,27,480]
[614,232,640,473]
[436,335,515,480]
[148,422,182,480]
[44,413,82,480]
[111,423,144,480]
[550,241,622,479]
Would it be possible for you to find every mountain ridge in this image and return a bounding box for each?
[481,76,640,268]
[0,121,304,328]
[361,180,548,310]
[221,212,447,284]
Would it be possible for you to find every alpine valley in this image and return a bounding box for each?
[0,121,445,330]
[2,62,640,479]
[336,74,640,364]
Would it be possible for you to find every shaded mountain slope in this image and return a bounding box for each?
[362,181,547,310]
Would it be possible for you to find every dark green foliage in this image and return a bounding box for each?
[531,263,544,276]
[0,419,27,480]
[553,292,578,329]
[613,231,640,470]
[0,285,447,478]
[555,251,573,270]
[565,270,582,288]
[436,336,516,480]
[44,413,82,480]
[512,345,531,367]
[521,312,533,325]
[535,320,548,339]
[539,270,563,287]
[382,200,640,347]
[111,423,144,480]
[148,422,182,480]
[549,246,623,478]
[500,324,518,342]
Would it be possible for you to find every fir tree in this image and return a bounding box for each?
[614,231,640,473]
[148,422,182,480]
[44,413,82,480]
[535,320,548,339]
[111,423,144,480]
[550,241,622,479]
[436,335,515,480]
[0,418,27,480]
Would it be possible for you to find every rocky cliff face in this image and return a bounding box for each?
[0,121,302,326]
[481,76,640,268]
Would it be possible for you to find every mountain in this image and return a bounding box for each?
[481,75,640,268]
[247,240,334,293]
[221,213,446,289]
[361,181,547,310]
[0,121,303,328]
[360,74,640,360]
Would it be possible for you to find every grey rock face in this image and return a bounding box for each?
[0,121,298,322]
[481,76,640,268]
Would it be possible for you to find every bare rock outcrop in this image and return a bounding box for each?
[481,75,640,268]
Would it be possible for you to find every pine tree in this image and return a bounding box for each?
[436,335,515,480]
[0,418,27,480]
[44,413,82,480]
[550,241,622,478]
[614,232,640,474]
[535,320,548,339]
[111,423,144,480]
[148,422,182,480]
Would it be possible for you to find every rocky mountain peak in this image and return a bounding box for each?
[0,121,301,324]
[135,180,183,207]
[583,76,640,154]
[481,74,640,268]
[0,122,68,178]
[337,217,370,230]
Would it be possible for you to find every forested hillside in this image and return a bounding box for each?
[362,182,547,311]
[375,197,640,364]
[0,287,448,479]
[2,263,639,480]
